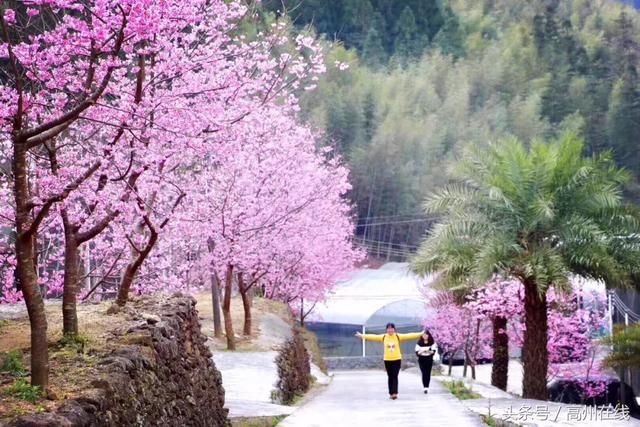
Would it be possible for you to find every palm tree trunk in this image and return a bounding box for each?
[522,278,549,400]
[491,316,509,391]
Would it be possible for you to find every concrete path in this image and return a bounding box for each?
[443,375,640,426]
[210,309,332,419]
[446,361,640,424]
[278,370,485,427]
[212,351,291,417]
[448,360,524,396]
[212,350,330,418]
[212,351,296,418]
[462,396,640,427]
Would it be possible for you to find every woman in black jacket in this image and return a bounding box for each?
[415,330,437,394]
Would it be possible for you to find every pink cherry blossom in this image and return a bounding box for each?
[424,276,609,397]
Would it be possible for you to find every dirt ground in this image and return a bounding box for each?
[0,291,292,354]
[0,298,140,420]
[193,291,293,352]
[0,292,315,421]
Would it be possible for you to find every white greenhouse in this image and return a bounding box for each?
[305,263,435,357]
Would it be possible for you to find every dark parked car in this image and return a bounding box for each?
[440,349,492,366]
[548,379,640,419]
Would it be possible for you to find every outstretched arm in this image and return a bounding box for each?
[354,332,384,342]
[398,332,423,341]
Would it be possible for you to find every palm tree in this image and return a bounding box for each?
[411,132,640,400]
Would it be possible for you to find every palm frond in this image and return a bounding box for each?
[414,130,640,299]
[423,184,480,214]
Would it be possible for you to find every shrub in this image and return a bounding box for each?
[603,324,640,370]
[6,379,42,402]
[482,414,498,427]
[300,327,327,374]
[58,333,91,350]
[1,350,26,376]
[274,327,311,404]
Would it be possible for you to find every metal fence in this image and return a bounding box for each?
[608,290,640,395]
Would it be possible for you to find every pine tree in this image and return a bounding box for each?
[362,13,387,67]
[394,6,420,59]
[607,74,640,172]
[343,0,375,51]
[433,5,465,58]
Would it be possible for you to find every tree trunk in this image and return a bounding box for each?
[463,350,468,378]
[491,316,509,391]
[210,274,223,338]
[471,318,480,380]
[13,143,49,388]
[82,245,92,291]
[222,265,236,350]
[116,262,139,306]
[448,351,454,376]
[238,273,252,336]
[61,216,80,337]
[522,278,549,400]
[240,291,251,335]
[115,217,158,306]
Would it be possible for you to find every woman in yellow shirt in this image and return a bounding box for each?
[355,322,423,399]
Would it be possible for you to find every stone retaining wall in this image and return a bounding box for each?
[8,296,229,427]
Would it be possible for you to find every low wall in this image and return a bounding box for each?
[8,296,229,427]
[325,354,440,370]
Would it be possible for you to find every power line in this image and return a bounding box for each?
[353,238,420,250]
[356,212,426,222]
[356,248,417,257]
[357,240,416,251]
[357,242,419,250]
[611,292,640,322]
[355,218,432,228]
[356,246,416,257]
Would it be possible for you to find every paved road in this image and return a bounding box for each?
[210,312,330,419]
[212,351,292,418]
[278,370,484,427]
[212,350,329,418]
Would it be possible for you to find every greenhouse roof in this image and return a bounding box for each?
[307,262,435,326]
[306,264,607,327]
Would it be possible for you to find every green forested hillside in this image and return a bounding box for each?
[263,0,640,256]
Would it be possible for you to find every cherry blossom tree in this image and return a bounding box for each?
[424,291,493,378]
[1,0,208,388]
[0,0,336,388]
[425,277,608,396]
[139,101,360,349]
[465,277,523,390]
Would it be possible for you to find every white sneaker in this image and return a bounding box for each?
[423,388,429,394]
